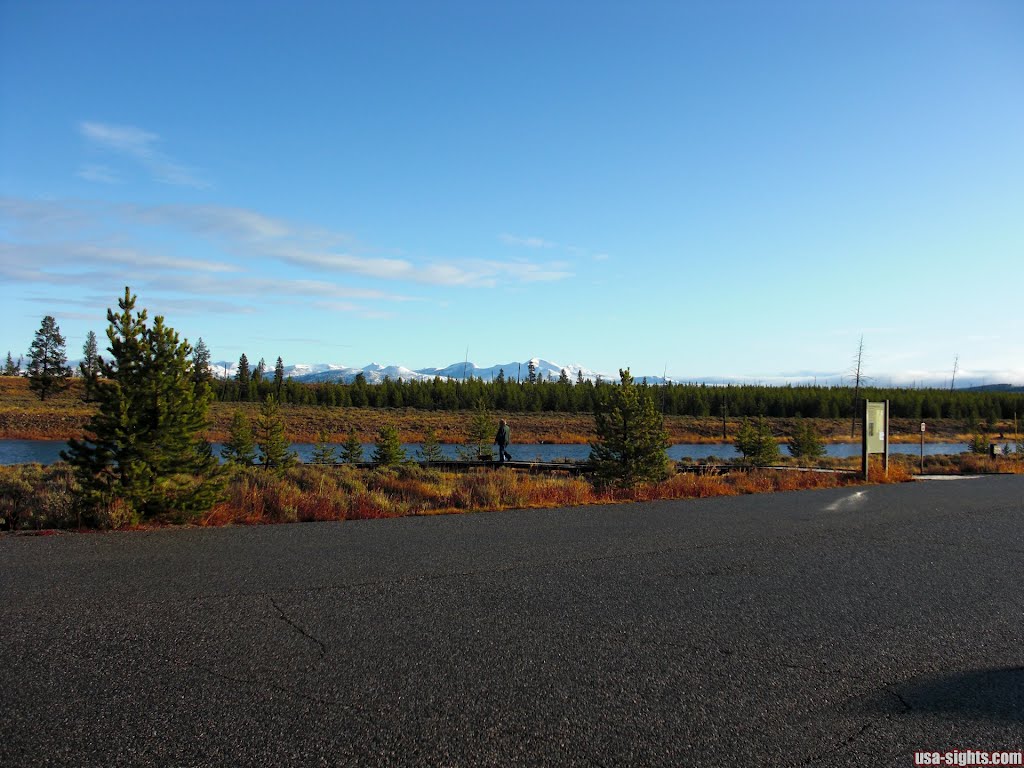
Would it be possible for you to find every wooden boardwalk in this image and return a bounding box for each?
[337,460,857,477]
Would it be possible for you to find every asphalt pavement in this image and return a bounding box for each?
[2,476,1023,767]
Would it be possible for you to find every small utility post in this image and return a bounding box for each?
[920,422,926,475]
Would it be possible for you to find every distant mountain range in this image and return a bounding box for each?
[212,358,641,385]
[202,358,1024,389]
[963,383,1024,393]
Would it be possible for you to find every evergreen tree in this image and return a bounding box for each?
[80,330,100,402]
[3,351,20,376]
[577,369,585,385]
[372,424,404,466]
[496,368,506,384]
[787,419,825,460]
[274,356,285,396]
[340,429,364,463]
[589,369,670,488]
[310,429,337,464]
[255,395,297,471]
[236,353,250,384]
[417,426,445,464]
[966,428,989,455]
[26,315,71,400]
[734,418,780,465]
[559,368,570,385]
[253,357,266,383]
[192,338,212,384]
[528,360,538,384]
[62,288,220,521]
[221,410,257,466]
[458,402,494,460]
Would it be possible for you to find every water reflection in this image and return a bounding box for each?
[0,439,975,466]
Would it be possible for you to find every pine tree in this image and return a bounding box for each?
[417,426,445,464]
[458,402,494,460]
[787,419,825,460]
[589,369,670,488]
[62,288,220,521]
[734,418,780,466]
[255,395,297,471]
[310,429,337,465]
[80,330,100,402]
[372,424,404,466]
[236,353,250,383]
[3,352,20,376]
[340,429,364,464]
[192,338,212,384]
[274,356,285,397]
[528,360,538,384]
[221,410,257,466]
[253,357,266,383]
[577,369,585,385]
[26,316,71,400]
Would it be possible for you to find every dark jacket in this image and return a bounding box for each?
[495,424,511,446]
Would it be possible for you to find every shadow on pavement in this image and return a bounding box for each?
[884,667,1024,723]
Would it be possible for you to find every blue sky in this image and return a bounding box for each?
[2,0,1022,386]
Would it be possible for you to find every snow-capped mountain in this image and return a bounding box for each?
[212,358,638,384]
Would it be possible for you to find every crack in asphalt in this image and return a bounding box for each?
[643,636,928,768]
[794,720,876,767]
[269,595,327,657]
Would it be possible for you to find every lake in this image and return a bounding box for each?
[0,439,975,466]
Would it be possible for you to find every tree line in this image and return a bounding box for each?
[210,371,1023,422]
[10,309,1024,423]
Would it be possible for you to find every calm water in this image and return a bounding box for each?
[0,439,977,466]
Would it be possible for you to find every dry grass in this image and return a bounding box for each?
[1,376,1005,445]
[0,454,941,532]
[191,464,876,528]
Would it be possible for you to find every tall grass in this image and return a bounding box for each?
[15,453,1004,531]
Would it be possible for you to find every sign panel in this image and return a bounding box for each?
[866,402,886,454]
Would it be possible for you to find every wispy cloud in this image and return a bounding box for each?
[79,121,210,188]
[1,197,574,323]
[129,204,572,288]
[500,233,557,249]
[500,231,610,263]
[477,259,573,282]
[76,164,121,184]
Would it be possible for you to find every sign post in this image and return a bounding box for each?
[862,399,890,480]
[920,422,926,475]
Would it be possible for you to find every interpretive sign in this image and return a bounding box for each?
[862,399,889,480]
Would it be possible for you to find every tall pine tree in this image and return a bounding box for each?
[589,369,670,488]
[255,395,297,472]
[222,410,257,466]
[80,330,100,402]
[26,316,71,400]
[192,338,212,384]
[3,352,21,376]
[62,288,220,521]
[236,353,250,383]
[274,356,285,397]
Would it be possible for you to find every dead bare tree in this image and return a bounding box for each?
[850,335,867,438]
[950,354,959,392]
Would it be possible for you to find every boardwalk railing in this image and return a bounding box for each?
[337,460,857,476]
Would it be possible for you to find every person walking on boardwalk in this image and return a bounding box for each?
[495,419,512,464]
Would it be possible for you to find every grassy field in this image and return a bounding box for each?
[3,459,922,531]
[0,376,1014,445]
